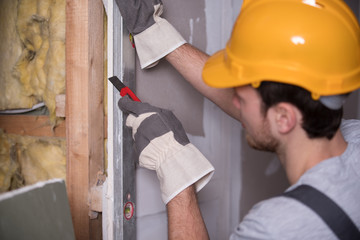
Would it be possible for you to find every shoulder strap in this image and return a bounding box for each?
[283,184,360,240]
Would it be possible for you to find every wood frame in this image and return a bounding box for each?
[66,0,104,239]
[0,115,65,137]
[0,0,105,239]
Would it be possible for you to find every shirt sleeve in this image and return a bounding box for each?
[340,119,360,143]
[228,195,333,240]
[230,217,272,240]
[229,200,276,240]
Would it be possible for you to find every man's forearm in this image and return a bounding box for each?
[167,185,209,240]
[165,43,241,121]
[165,43,211,97]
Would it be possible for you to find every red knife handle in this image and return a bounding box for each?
[120,87,141,102]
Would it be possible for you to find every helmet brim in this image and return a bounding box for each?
[202,49,247,89]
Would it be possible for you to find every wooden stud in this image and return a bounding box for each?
[0,115,65,138]
[66,0,104,239]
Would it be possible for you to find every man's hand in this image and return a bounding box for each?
[115,0,186,69]
[118,96,214,204]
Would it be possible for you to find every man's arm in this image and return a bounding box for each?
[167,185,209,240]
[118,97,214,237]
[166,43,241,121]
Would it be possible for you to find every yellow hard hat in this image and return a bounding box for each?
[202,0,360,99]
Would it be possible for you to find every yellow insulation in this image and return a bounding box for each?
[0,1,107,192]
[0,130,66,193]
[0,0,65,124]
[0,130,21,192]
[0,0,34,109]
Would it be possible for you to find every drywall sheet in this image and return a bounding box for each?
[135,1,244,239]
[0,179,75,240]
[136,0,207,136]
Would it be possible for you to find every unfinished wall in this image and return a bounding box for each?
[0,0,66,192]
[0,0,31,110]
[0,130,66,193]
[0,0,65,124]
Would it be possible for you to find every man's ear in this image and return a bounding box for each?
[270,103,297,134]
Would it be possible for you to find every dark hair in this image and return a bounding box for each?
[256,81,343,140]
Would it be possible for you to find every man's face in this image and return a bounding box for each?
[232,86,279,152]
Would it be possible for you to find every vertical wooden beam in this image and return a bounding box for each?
[66,0,104,239]
[89,0,105,239]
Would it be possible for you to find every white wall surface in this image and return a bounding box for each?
[135,0,243,239]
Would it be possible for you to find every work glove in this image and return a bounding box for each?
[115,0,186,69]
[118,96,214,204]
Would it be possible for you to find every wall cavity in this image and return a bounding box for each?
[0,0,65,124]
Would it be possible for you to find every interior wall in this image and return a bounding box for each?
[135,1,206,136]
[135,0,243,239]
[0,0,66,193]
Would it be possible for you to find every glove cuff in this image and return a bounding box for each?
[134,18,186,69]
[157,143,215,204]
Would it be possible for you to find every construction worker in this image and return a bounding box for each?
[116,0,360,239]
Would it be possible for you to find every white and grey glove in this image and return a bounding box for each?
[118,96,214,204]
[115,0,186,69]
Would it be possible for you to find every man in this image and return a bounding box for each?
[116,0,360,239]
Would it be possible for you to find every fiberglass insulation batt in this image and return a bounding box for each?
[0,130,66,193]
[0,0,65,123]
[0,0,66,192]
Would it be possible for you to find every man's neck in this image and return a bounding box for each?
[278,129,348,185]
